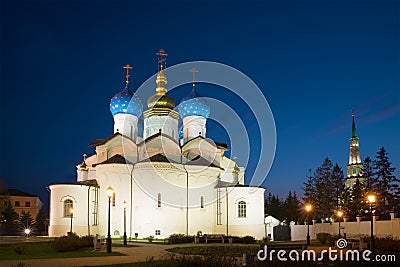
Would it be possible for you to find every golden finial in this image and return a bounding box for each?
[156,49,168,72]
[123,64,133,86]
[190,68,198,87]
[80,153,89,172]
[351,108,355,117]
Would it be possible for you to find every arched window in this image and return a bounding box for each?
[238,201,246,218]
[63,199,73,217]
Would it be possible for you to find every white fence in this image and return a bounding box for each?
[290,213,400,241]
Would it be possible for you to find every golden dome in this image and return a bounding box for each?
[147,94,175,109]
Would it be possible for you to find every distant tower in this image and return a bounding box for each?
[143,49,179,141]
[177,68,210,145]
[77,154,89,181]
[109,64,143,141]
[344,112,366,188]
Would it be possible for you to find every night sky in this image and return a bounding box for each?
[1,0,399,209]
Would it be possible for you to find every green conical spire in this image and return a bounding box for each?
[352,112,357,138]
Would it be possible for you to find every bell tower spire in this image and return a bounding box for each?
[352,109,357,138]
[344,111,366,188]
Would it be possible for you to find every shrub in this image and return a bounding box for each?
[14,246,25,255]
[168,233,195,244]
[147,235,154,243]
[12,262,31,267]
[240,235,256,244]
[316,233,332,244]
[52,233,94,252]
[375,237,400,251]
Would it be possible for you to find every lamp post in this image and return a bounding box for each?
[337,210,343,239]
[367,194,376,250]
[106,186,114,253]
[122,201,127,247]
[69,208,74,234]
[305,204,312,245]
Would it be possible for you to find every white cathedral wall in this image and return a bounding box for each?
[144,115,178,141]
[113,113,138,141]
[213,186,266,239]
[95,164,133,238]
[131,163,220,238]
[49,184,97,237]
[182,116,206,141]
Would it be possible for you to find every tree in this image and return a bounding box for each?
[344,179,367,220]
[19,210,34,231]
[34,205,48,235]
[374,147,399,214]
[282,191,301,223]
[363,157,375,191]
[313,158,335,220]
[302,169,316,204]
[0,199,19,235]
[331,163,344,210]
[265,193,283,221]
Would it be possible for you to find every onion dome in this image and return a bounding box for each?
[110,87,143,117]
[178,88,210,119]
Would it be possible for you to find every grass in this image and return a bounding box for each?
[0,241,124,260]
[167,245,260,257]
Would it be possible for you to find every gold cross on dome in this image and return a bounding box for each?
[190,68,198,87]
[156,49,168,71]
[123,64,133,85]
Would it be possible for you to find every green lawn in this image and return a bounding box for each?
[0,242,124,260]
[167,245,260,257]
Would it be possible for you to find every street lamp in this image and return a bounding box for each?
[367,193,376,250]
[305,204,312,245]
[106,186,114,253]
[69,208,74,234]
[122,201,128,247]
[337,210,343,239]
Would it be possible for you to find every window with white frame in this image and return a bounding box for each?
[155,230,161,235]
[63,199,73,217]
[238,201,246,218]
[157,193,161,207]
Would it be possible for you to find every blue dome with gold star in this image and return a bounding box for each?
[178,88,210,119]
[110,87,143,117]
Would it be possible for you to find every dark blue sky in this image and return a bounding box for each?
[1,0,399,207]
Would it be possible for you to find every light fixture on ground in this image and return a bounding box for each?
[24,228,31,237]
[337,210,343,239]
[367,193,376,250]
[122,201,128,247]
[106,186,114,253]
[305,204,312,245]
[69,208,74,234]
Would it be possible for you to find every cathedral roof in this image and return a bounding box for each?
[177,88,210,119]
[110,87,142,117]
[90,132,136,147]
[139,132,179,145]
[93,154,133,167]
[138,153,180,164]
[185,155,223,170]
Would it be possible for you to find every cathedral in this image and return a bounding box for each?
[48,50,266,239]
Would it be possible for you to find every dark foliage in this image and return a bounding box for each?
[167,234,195,244]
[51,233,93,252]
